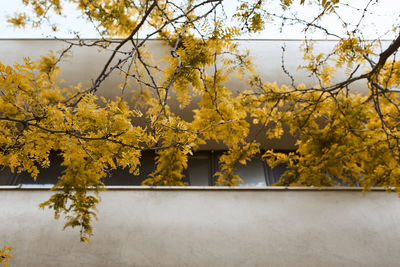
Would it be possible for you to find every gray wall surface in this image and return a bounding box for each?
[0,39,376,95]
[1,187,400,267]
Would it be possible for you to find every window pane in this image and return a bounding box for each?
[268,163,287,185]
[0,168,11,185]
[188,157,209,186]
[18,153,64,185]
[236,158,266,187]
[104,151,155,185]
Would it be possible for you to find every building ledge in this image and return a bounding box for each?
[0,185,395,192]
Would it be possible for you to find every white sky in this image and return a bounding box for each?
[0,0,399,39]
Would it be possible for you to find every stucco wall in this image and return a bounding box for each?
[0,39,376,95]
[1,187,400,266]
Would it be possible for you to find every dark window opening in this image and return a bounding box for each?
[0,150,290,186]
[103,151,156,185]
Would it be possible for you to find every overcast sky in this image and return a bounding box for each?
[0,0,399,39]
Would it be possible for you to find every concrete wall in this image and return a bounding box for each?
[1,39,384,99]
[1,187,400,266]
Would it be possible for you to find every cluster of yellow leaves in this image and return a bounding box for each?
[235,1,265,33]
[11,0,138,36]
[215,142,260,186]
[299,42,337,86]
[7,13,27,28]
[281,0,339,13]
[379,60,400,88]
[334,35,373,69]
[134,18,259,187]
[75,0,140,37]
[241,47,400,191]
[0,56,151,241]
[0,246,12,267]
[258,88,400,191]
[10,0,209,39]
[8,0,62,30]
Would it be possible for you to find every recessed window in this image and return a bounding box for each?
[0,150,291,186]
[236,157,267,187]
[187,153,210,186]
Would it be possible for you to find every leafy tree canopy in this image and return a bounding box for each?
[1,0,400,241]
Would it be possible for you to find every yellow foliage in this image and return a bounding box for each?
[215,142,260,186]
[7,13,27,28]
[0,246,12,267]
[3,0,400,243]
